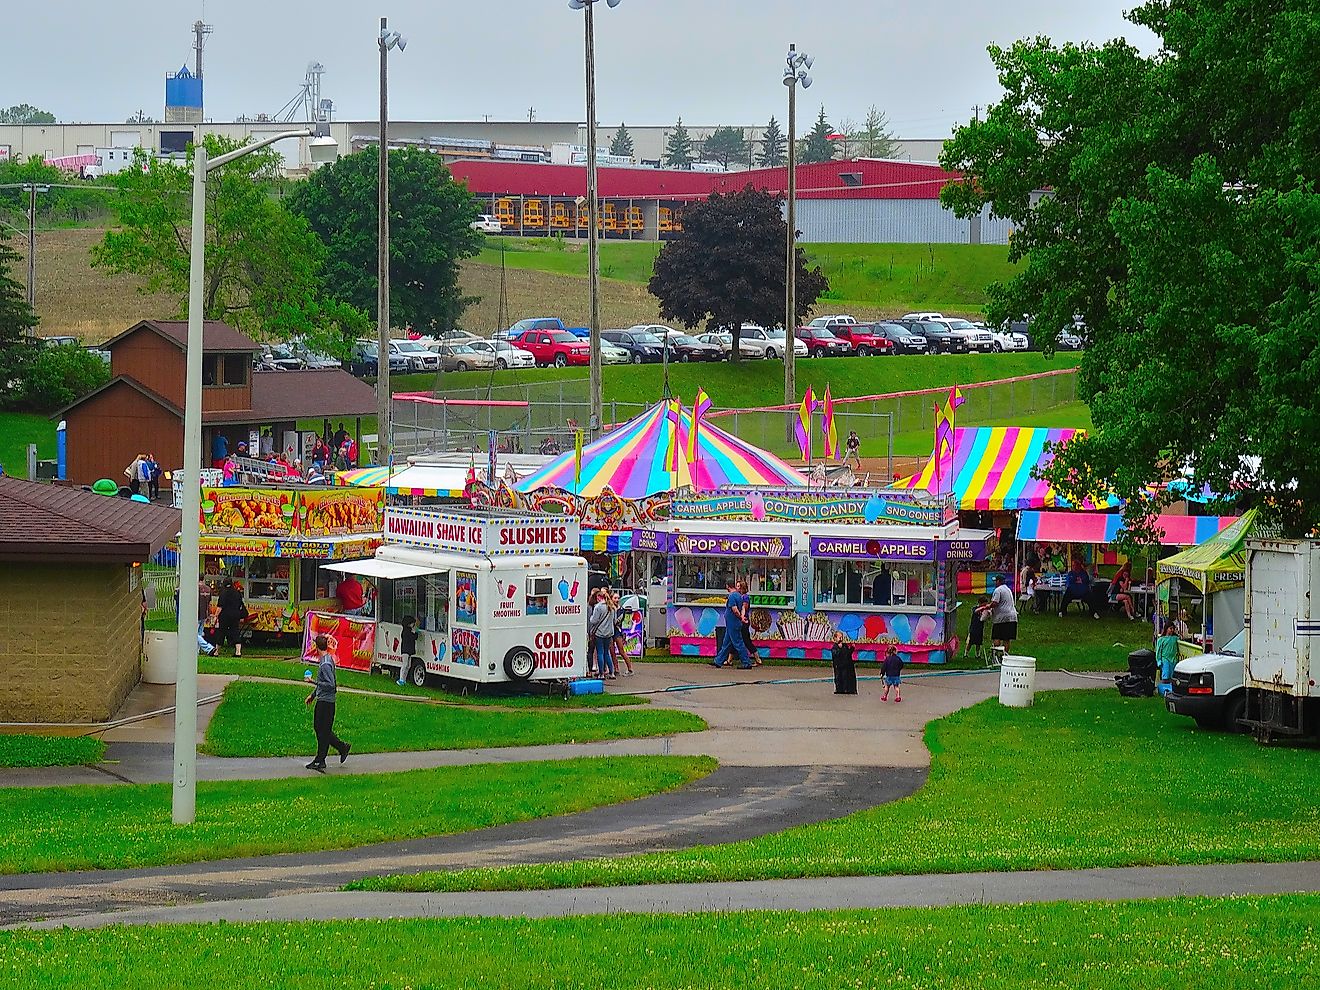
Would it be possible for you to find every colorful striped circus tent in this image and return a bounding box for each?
[890,426,1115,511]
[517,401,807,499]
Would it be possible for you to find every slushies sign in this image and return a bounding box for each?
[384,508,580,556]
[671,490,946,527]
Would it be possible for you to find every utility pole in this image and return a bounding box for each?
[782,45,813,438]
[583,0,603,438]
[25,183,37,309]
[377,18,407,469]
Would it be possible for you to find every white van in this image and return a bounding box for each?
[327,507,588,687]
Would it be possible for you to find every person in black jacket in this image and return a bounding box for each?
[215,577,246,657]
[831,632,857,695]
[880,645,904,703]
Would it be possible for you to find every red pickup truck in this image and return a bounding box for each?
[510,329,590,368]
[826,323,895,356]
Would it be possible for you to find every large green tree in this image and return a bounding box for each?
[648,186,828,360]
[701,126,749,171]
[0,227,37,408]
[92,136,365,355]
[608,123,634,159]
[663,118,695,170]
[797,107,838,164]
[941,0,1320,536]
[288,145,482,335]
[758,116,787,167]
[859,105,899,159]
[0,105,55,124]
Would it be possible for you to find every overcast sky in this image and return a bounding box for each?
[12,1,1155,134]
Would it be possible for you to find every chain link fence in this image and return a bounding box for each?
[397,370,1078,463]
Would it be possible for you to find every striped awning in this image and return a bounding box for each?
[580,529,632,553]
[1017,511,1239,547]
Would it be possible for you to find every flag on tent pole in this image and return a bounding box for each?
[687,388,711,464]
[933,386,964,496]
[573,429,584,484]
[821,384,839,460]
[665,398,682,472]
[795,387,815,463]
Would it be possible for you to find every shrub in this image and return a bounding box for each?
[21,345,109,411]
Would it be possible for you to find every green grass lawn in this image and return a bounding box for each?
[953,594,1151,672]
[198,656,644,707]
[357,688,1320,893]
[5,895,1315,988]
[0,735,104,768]
[0,755,713,875]
[0,412,56,479]
[200,681,704,758]
[397,351,1080,409]
[478,239,1017,316]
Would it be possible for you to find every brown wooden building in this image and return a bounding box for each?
[57,320,377,487]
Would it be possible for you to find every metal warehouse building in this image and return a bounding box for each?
[448,158,1009,245]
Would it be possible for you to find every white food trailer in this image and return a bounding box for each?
[325,506,589,687]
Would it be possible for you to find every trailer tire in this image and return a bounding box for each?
[408,660,428,688]
[503,647,536,682]
[1223,693,1247,733]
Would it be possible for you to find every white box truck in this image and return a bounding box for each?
[324,506,589,688]
[1242,538,1320,741]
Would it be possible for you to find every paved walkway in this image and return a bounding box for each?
[19,860,1320,930]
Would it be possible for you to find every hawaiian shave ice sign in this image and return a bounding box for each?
[385,507,580,556]
[672,532,792,558]
[671,490,946,527]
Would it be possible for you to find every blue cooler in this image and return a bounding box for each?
[570,678,605,695]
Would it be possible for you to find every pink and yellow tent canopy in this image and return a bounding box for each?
[517,401,807,499]
[891,426,1113,511]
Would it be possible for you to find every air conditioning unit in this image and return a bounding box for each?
[529,576,553,598]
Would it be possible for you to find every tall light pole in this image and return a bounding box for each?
[23,183,48,309]
[783,46,812,437]
[378,18,407,468]
[570,0,620,438]
[173,126,337,825]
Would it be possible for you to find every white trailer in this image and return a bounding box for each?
[1242,538,1320,741]
[325,506,588,688]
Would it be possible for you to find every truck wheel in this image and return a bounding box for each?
[992,342,1003,352]
[857,345,871,357]
[1223,693,1247,733]
[496,358,508,369]
[456,362,468,371]
[503,647,536,682]
[408,661,428,688]
[765,347,778,359]
[553,354,568,368]
[1194,716,1216,731]
[631,354,643,364]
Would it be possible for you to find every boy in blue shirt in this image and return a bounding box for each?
[712,579,754,669]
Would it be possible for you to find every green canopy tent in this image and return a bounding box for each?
[1155,508,1259,652]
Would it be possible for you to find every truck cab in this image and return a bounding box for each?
[1166,629,1247,732]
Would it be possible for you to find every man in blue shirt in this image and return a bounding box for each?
[711,578,753,669]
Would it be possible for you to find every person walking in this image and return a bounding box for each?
[879,646,904,703]
[304,634,351,771]
[831,631,857,695]
[589,589,617,679]
[609,591,634,676]
[989,573,1020,658]
[214,576,246,657]
[711,579,754,669]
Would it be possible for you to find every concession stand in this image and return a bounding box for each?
[189,484,384,636]
[639,487,990,664]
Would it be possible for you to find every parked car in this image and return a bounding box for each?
[501,317,589,341]
[464,338,536,370]
[743,325,807,359]
[289,341,342,369]
[901,311,947,322]
[1057,322,1085,350]
[429,329,483,345]
[807,315,859,332]
[258,343,304,371]
[349,340,409,377]
[824,323,895,357]
[1166,629,1247,732]
[470,214,502,234]
[434,342,496,372]
[665,334,723,362]
[794,326,853,357]
[602,329,665,364]
[601,341,632,365]
[86,347,112,365]
[697,331,763,360]
[510,329,590,367]
[390,339,441,372]
[893,318,967,354]
[42,335,80,348]
[628,323,683,339]
[869,322,929,355]
[982,322,1029,352]
[938,319,996,353]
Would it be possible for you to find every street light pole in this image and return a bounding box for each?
[782,45,813,439]
[173,127,335,825]
[25,183,37,309]
[571,0,620,439]
[377,18,406,469]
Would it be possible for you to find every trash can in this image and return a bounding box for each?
[142,630,179,684]
[998,654,1037,707]
[1128,649,1157,677]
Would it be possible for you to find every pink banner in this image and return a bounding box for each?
[302,611,376,672]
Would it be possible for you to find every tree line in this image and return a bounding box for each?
[608,106,899,170]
